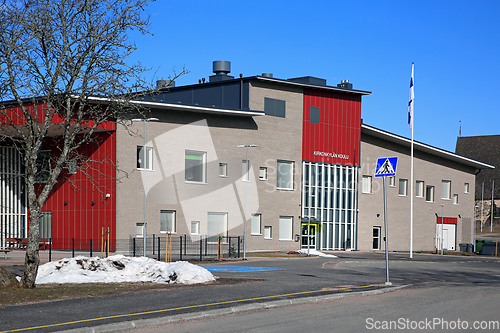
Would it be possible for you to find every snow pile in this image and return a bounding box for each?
[35,255,216,285]
[298,249,338,258]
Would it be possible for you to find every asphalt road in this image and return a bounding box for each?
[1,252,500,332]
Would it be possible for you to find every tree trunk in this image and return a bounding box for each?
[20,203,41,288]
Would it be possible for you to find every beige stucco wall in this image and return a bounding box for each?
[358,133,476,252]
[115,80,303,252]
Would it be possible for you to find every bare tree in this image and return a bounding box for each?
[0,0,168,288]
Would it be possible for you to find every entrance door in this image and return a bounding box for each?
[436,223,456,251]
[301,224,316,249]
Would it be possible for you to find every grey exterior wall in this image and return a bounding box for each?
[358,132,476,252]
[115,80,303,252]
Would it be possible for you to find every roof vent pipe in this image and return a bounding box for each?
[213,61,231,75]
[262,73,273,78]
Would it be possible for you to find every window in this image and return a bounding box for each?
[372,226,381,250]
[388,176,395,187]
[277,160,294,190]
[251,214,261,235]
[264,97,286,118]
[185,150,207,183]
[191,221,200,235]
[426,185,435,202]
[310,106,320,124]
[441,180,451,200]
[207,212,228,243]
[264,226,272,239]
[136,223,144,238]
[399,179,408,196]
[416,181,424,198]
[66,160,77,175]
[279,216,293,240]
[160,210,176,233]
[453,194,458,205]
[242,160,249,182]
[362,175,372,194]
[137,146,153,170]
[40,211,52,239]
[464,183,469,194]
[219,163,227,177]
[259,167,267,180]
[35,150,51,183]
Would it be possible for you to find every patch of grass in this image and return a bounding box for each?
[0,278,257,306]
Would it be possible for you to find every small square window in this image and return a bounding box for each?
[259,167,267,180]
[160,210,176,233]
[251,214,261,235]
[416,181,424,198]
[191,221,200,234]
[219,163,227,177]
[264,226,272,239]
[399,179,408,196]
[137,146,153,170]
[362,175,372,194]
[453,194,458,205]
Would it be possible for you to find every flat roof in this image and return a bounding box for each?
[361,123,495,170]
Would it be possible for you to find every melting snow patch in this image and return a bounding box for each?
[298,249,338,258]
[35,255,216,285]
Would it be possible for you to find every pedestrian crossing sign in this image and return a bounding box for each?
[375,157,398,177]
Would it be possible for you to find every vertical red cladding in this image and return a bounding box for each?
[37,131,117,251]
[302,88,362,166]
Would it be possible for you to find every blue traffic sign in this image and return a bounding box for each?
[375,157,398,177]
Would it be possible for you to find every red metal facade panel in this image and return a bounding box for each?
[435,217,458,225]
[302,88,361,166]
[38,131,117,250]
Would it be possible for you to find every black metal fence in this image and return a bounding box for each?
[38,235,241,262]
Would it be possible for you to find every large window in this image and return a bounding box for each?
[251,214,261,235]
[35,150,51,183]
[310,106,320,124]
[207,212,228,243]
[426,185,435,202]
[277,160,294,190]
[416,181,424,198]
[362,175,372,194]
[264,97,286,118]
[441,180,451,200]
[185,150,207,183]
[279,216,293,240]
[137,146,153,170]
[160,210,176,233]
[399,179,408,196]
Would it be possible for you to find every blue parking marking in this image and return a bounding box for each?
[200,265,282,272]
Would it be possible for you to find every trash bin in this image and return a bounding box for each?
[481,242,498,256]
[459,243,467,252]
[467,243,474,253]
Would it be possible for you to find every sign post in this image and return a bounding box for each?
[375,157,398,286]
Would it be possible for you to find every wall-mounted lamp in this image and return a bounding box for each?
[105,194,111,199]
[64,201,68,206]
[458,214,462,218]
[377,213,380,217]
[91,201,96,206]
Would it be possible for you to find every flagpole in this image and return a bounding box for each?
[409,63,414,259]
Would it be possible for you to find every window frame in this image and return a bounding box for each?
[137,146,154,171]
[453,194,459,205]
[191,221,200,235]
[35,150,52,183]
[441,180,451,200]
[464,183,469,194]
[426,185,435,202]
[310,106,320,124]
[136,223,144,238]
[399,179,408,196]
[242,159,249,182]
[219,163,228,178]
[251,214,262,235]
[264,226,272,239]
[388,176,395,187]
[416,180,424,198]
[362,175,372,194]
[277,160,294,190]
[160,210,176,234]
[259,167,267,180]
[279,216,293,241]
[372,226,381,250]
[264,97,286,118]
[185,150,207,183]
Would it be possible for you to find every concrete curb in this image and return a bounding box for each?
[60,284,410,333]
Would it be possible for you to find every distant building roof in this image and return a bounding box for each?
[456,135,500,200]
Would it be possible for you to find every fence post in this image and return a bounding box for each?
[133,238,136,257]
[238,236,241,258]
[90,239,93,257]
[199,236,203,262]
[229,237,232,258]
[153,234,155,255]
[205,236,208,256]
[49,238,52,262]
[184,234,187,256]
[157,236,161,261]
[105,237,108,257]
[72,238,75,258]
[180,236,183,261]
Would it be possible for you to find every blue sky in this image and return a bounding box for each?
[128,0,500,153]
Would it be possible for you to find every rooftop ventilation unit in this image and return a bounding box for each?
[209,61,234,82]
[337,80,353,90]
[287,76,327,86]
[262,73,273,78]
[157,80,175,89]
